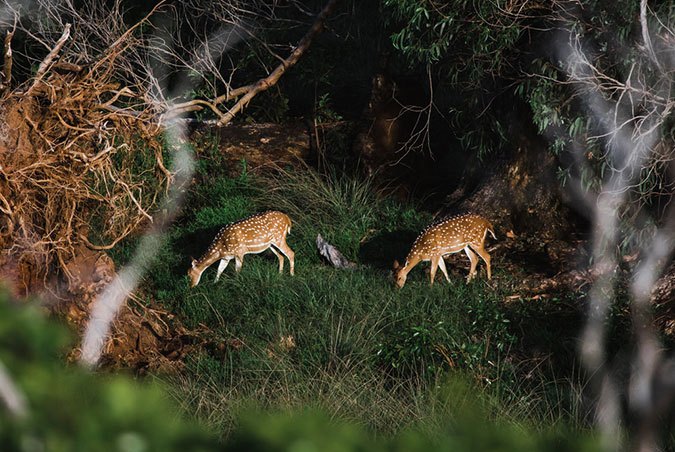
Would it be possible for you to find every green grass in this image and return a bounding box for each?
[110,151,589,441]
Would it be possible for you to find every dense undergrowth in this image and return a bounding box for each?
[103,138,596,443]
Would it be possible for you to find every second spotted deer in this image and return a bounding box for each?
[393,214,495,288]
[188,210,295,287]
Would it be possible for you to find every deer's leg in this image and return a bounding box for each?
[469,244,491,280]
[274,239,295,276]
[215,257,232,281]
[464,247,478,282]
[269,246,284,273]
[234,255,244,273]
[437,256,451,283]
[429,256,440,286]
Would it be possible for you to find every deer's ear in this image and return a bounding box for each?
[191,258,197,268]
[393,260,400,270]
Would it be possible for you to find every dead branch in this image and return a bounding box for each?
[25,23,71,97]
[52,61,83,73]
[216,0,340,126]
[161,0,340,125]
[78,217,145,251]
[640,0,662,72]
[1,29,13,92]
[86,1,167,78]
[160,84,254,123]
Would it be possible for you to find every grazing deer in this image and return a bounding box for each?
[188,211,295,287]
[393,214,495,288]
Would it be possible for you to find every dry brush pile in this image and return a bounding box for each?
[0,6,188,371]
[0,12,172,294]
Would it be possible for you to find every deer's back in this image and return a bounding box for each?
[409,214,491,258]
[216,211,290,252]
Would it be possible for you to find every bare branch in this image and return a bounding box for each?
[25,23,71,97]
[161,84,254,122]
[553,8,675,448]
[640,0,662,71]
[0,25,14,92]
[0,359,27,420]
[215,0,340,126]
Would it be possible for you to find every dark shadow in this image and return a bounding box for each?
[500,241,569,278]
[503,298,585,372]
[502,247,559,278]
[177,226,223,264]
[439,252,481,279]
[359,230,419,269]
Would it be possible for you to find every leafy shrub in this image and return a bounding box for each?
[0,291,218,451]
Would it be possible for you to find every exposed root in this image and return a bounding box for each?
[0,30,170,288]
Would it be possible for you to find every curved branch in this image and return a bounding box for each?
[161,84,254,122]
[1,28,14,92]
[161,0,340,126]
[25,23,71,97]
[216,0,340,126]
[640,0,662,71]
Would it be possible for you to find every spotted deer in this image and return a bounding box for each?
[393,214,495,288]
[188,211,295,287]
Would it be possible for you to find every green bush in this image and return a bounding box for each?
[0,291,218,451]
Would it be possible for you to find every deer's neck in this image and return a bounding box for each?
[405,254,421,270]
[196,249,221,269]
[400,256,420,276]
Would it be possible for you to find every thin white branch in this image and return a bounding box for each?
[25,23,70,97]
[640,0,662,72]
[0,359,27,419]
